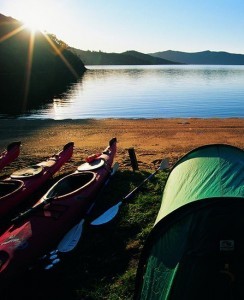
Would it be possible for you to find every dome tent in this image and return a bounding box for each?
[134,144,244,300]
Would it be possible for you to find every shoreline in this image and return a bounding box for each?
[0,117,243,171]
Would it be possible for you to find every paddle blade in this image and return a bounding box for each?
[91,201,122,226]
[57,219,85,252]
[91,159,168,226]
[159,158,170,170]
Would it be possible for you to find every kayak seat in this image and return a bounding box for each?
[77,158,105,171]
[46,172,95,198]
[11,165,43,179]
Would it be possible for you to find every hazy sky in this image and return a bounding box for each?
[1,0,244,54]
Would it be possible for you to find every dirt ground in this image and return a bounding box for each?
[0,118,243,173]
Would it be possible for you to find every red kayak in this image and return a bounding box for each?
[0,142,74,220]
[0,137,117,282]
[0,141,21,172]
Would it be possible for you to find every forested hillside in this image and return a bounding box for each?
[0,13,86,113]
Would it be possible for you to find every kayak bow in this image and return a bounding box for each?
[0,141,21,172]
[0,137,117,283]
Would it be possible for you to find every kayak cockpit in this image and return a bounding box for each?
[46,172,95,198]
[0,180,23,198]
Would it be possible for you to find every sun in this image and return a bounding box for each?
[8,0,51,33]
[19,4,46,33]
[22,17,43,33]
[3,0,71,42]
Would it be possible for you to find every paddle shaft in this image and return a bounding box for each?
[123,167,160,202]
[11,197,55,223]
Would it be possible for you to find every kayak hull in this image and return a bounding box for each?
[0,138,117,282]
[0,142,74,220]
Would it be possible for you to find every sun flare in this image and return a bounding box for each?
[23,18,43,33]
[9,0,53,33]
[19,7,46,33]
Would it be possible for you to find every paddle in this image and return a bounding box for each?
[91,158,169,226]
[11,195,57,223]
[49,162,120,257]
[41,162,119,270]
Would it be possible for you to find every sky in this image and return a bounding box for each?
[1,0,244,54]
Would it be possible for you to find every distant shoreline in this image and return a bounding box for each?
[71,48,244,65]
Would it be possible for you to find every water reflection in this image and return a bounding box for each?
[0,73,84,118]
[2,65,244,119]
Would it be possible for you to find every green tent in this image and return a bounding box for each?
[134,144,244,300]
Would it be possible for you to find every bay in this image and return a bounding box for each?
[7,65,244,119]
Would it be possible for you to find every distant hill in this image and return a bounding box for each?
[70,48,180,65]
[149,50,244,65]
[122,51,181,65]
[0,13,86,113]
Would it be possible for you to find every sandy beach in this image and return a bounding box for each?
[0,117,243,299]
[0,118,243,173]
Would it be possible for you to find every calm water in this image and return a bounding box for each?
[7,65,244,119]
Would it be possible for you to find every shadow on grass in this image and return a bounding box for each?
[1,169,167,300]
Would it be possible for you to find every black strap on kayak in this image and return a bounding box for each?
[11,196,57,224]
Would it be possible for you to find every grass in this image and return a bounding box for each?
[64,168,168,300]
[2,167,168,300]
